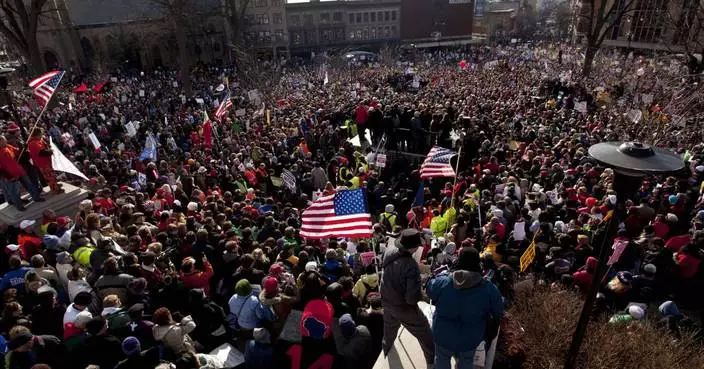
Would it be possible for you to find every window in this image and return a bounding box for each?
[378,12,383,22]
[356,13,361,23]
[356,29,362,39]
[349,13,354,23]
[335,28,344,40]
[371,12,376,22]
[274,29,284,41]
[292,31,302,44]
[391,11,397,21]
[290,15,300,26]
[254,0,266,8]
[384,11,390,21]
[304,14,313,25]
[273,13,282,25]
[371,27,377,38]
[321,29,333,42]
[256,14,269,24]
[320,13,330,24]
[333,12,342,22]
[349,31,355,40]
[630,0,667,43]
[363,12,369,22]
[378,26,384,37]
[362,27,369,39]
[391,25,397,36]
[271,0,283,5]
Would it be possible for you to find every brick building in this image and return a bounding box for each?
[400,0,474,41]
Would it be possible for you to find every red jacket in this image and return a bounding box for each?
[0,144,26,179]
[27,137,52,168]
[180,262,214,295]
[355,105,368,125]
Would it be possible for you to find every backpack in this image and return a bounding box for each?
[361,280,379,306]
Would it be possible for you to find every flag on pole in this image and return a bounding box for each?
[28,70,65,108]
[300,189,373,239]
[420,146,457,179]
[214,91,232,121]
[140,133,158,161]
[49,137,88,180]
[412,182,425,207]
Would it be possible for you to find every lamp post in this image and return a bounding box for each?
[563,141,684,369]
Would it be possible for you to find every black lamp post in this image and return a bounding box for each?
[563,141,684,369]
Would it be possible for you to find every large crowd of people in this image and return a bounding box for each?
[0,43,702,369]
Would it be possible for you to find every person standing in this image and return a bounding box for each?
[426,248,504,369]
[27,128,63,195]
[0,135,43,211]
[380,228,435,368]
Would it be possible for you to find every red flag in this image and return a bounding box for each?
[73,83,88,94]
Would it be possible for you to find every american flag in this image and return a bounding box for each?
[420,146,457,179]
[214,91,233,121]
[300,189,373,239]
[28,70,65,108]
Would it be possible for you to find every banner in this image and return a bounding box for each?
[50,138,88,180]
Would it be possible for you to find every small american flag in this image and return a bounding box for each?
[214,91,233,121]
[300,189,372,239]
[420,146,457,179]
[29,70,65,108]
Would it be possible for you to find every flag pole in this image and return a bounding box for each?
[20,71,65,159]
[443,145,462,237]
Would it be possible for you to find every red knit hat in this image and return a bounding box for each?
[263,276,279,295]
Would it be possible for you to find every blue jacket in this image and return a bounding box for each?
[227,294,276,330]
[0,267,30,294]
[426,270,503,352]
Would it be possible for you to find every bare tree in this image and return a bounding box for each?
[578,0,637,77]
[664,0,704,75]
[225,0,251,47]
[0,0,54,74]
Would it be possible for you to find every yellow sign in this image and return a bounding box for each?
[266,109,271,125]
[519,242,536,272]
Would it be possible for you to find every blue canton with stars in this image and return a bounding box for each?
[334,189,369,216]
[430,148,455,163]
[47,71,65,89]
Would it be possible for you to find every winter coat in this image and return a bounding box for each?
[426,270,504,352]
[152,315,196,355]
[380,246,421,309]
[180,262,214,295]
[352,273,379,303]
[227,294,275,330]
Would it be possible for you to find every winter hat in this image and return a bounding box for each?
[339,313,357,340]
[616,271,633,284]
[56,251,72,264]
[457,247,481,272]
[300,299,334,340]
[19,219,36,230]
[269,263,284,277]
[398,228,422,250]
[122,336,141,356]
[585,256,598,271]
[42,235,61,251]
[305,261,318,272]
[253,327,271,344]
[658,301,683,318]
[187,202,199,211]
[627,305,646,320]
[235,279,252,296]
[668,194,678,204]
[263,277,279,295]
[74,310,93,329]
[643,264,657,275]
[385,204,394,213]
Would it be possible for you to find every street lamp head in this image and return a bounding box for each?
[588,141,684,178]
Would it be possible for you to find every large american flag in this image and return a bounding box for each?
[300,189,373,239]
[29,70,65,108]
[214,91,233,121]
[420,146,457,179]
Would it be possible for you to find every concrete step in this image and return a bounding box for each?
[0,182,89,226]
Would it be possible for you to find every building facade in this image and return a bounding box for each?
[285,0,401,52]
[400,0,474,41]
[237,0,289,55]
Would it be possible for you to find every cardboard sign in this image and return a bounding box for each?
[375,153,387,168]
[360,251,375,266]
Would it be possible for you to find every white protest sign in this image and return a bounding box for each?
[139,90,145,97]
[88,132,101,149]
[111,77,117,82]
[574,101,587,114]
[78,117,88,125]
[627,109,642,123]
[235,109,246,117]
[375,153,387,168]
[195,98,204,105]
[113,106,119,114]
[125,121,137,137]
[121,95,127,103]
[172,81,178,88]
[181,95,186,104]
[641,93,653,104]
[98,113,106,121]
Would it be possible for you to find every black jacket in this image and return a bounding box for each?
[380,246,422,309]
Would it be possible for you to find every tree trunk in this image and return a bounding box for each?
[582,44,598,78]
[27,37,44,74]
[174,18,192,96]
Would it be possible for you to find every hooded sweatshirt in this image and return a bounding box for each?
[352,273,379,303]
[426,269,504,352]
